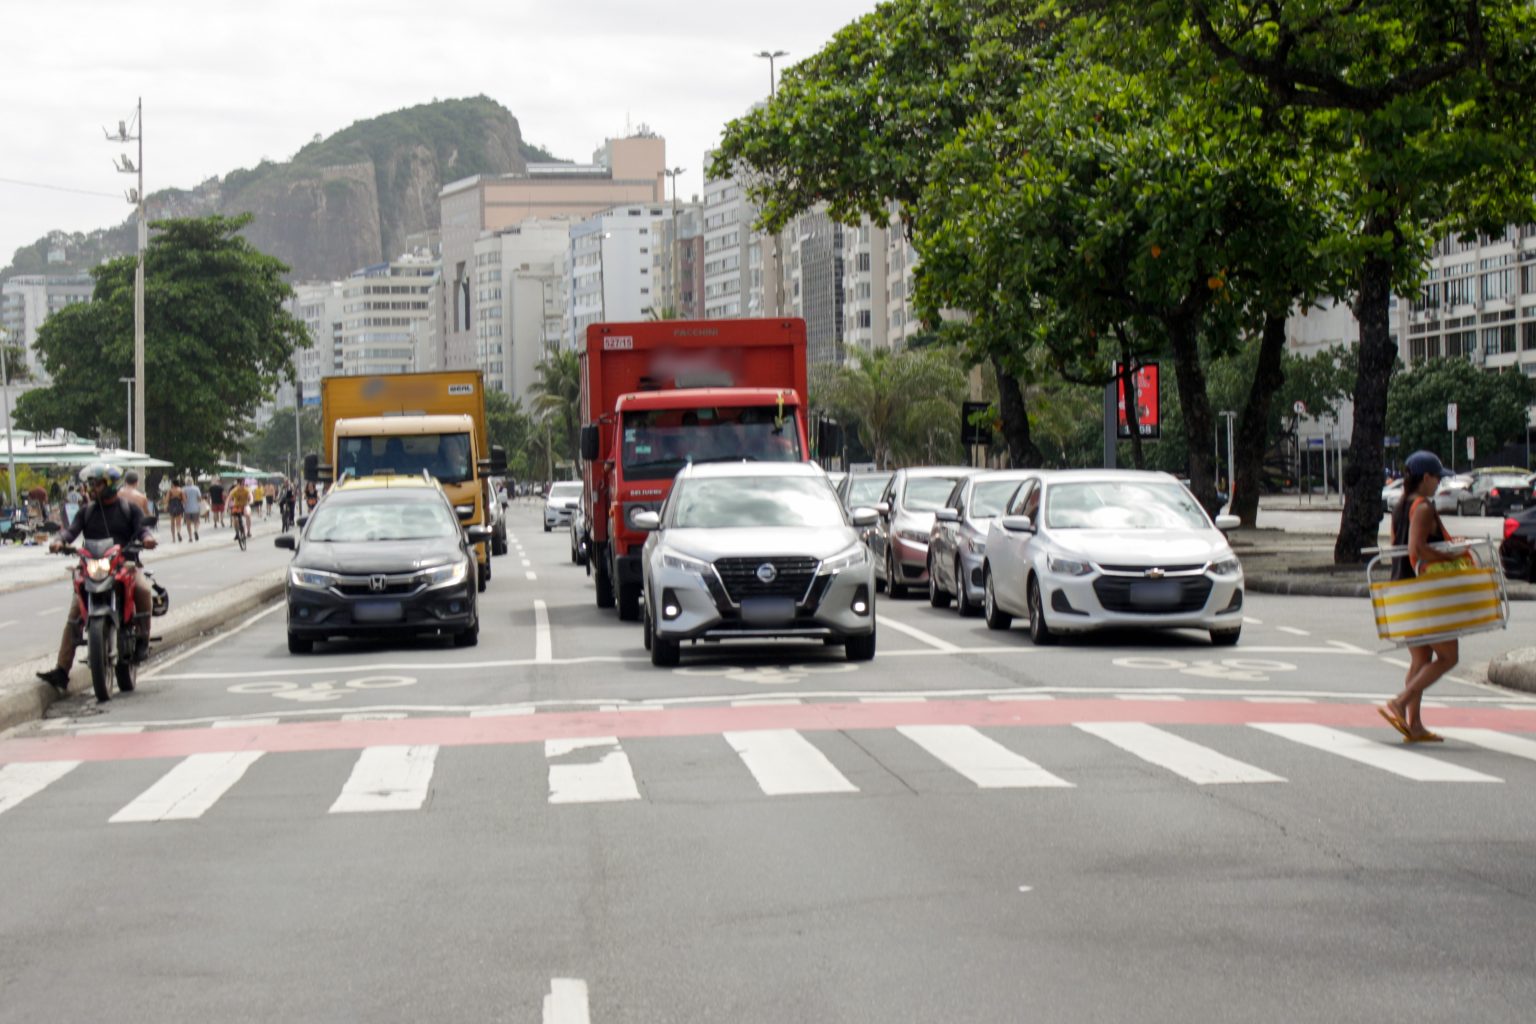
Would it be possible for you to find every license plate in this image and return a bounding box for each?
[740,596,797,626]
[354,600,404,623]
[1130,580,1182,608]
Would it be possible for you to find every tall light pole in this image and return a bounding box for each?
[106,100,146,460]
[754,50,788,97]
[1218,410,1237,511]
[663,166,685,318]
[595,229,612,322]
[1,328,18,512]
[118,377,135,451]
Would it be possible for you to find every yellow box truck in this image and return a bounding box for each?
[304,371,507,590]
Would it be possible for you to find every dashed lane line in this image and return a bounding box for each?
[1276,626,1311,637]
[534,600,553,663]
[875,614,960,653]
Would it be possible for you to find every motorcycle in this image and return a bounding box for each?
[58,531,169,702]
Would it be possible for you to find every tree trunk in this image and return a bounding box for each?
[1168,313,1220,513]
[1117,334,1145,469]
[993,356,1043,468]
[1336,244,1396,564]
[1232,311,1288,526]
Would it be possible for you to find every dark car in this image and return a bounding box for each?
[276,476,487,653]
[1499,506,1536,582]
[1457,471,1533,517]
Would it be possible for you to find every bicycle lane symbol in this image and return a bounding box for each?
[673,663,860,686]
[227,676,418,703]
[1111,657,1297,683]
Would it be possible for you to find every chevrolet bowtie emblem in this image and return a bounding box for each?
[1145,568,1166,580]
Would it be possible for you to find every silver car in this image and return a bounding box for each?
[634,462,879,667]
[543,480,582,532]
[928,470,1041,615]
[870,466,980,597]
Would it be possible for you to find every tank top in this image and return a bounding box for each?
[1391,497,1445,580]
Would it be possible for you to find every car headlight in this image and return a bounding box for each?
[1047,553,1094,576]
[819,544,867,574]
[423,559,470,588]
[661,550,712,576]
[896,528,929,543]
[1210,556,1242,576]
[289,567,337,589]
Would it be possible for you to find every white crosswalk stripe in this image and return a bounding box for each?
[546,737,640,804]
[1076,722,1285,785]
[1250,724,1503,782]
[724,729,858,795]
[898,725,1073,789]
[330,745,439,813]
[0,761,80,817]
[110,751,265,823]
[1430,728,1536,764]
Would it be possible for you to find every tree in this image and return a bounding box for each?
[2,341,29,383]
[485,389,539,481]
[13,214,309,474]
[239,406,321,480]
[819,348,968,468]
[529,348,581,464]
[1387,359,1536,467]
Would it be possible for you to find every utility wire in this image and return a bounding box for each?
[0,176,122,199]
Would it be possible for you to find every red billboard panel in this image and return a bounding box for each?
[1115,362,1160,439]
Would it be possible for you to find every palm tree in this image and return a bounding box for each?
[824,348,967,468]
[529,348,582,462]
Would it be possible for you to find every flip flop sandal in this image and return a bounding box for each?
[1378,706,1411,740]
[1404,731,1444,744]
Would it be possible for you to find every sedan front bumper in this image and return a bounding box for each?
[1037,570,1244,633]
[286,579,476,638]
[651,562,875,643]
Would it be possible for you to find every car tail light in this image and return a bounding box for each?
[1504,517,1519,540]
[1491,488,1501,498]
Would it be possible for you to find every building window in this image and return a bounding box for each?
[1524,322,1536,351]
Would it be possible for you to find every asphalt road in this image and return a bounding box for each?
[2,504,1534,1023]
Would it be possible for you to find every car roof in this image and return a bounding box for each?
[1037,469,1180,485]
[676,461,828,481]
[332,473,440,492]
[896,466,979,478]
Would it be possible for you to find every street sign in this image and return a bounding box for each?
[1447,403,1458,432]
[1293,400,1307,417]
[1115,362,1160,439]
[1385,435,1400,447]
[960,401,993,446]
[1306,437,1325,447]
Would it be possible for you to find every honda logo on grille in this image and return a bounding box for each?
[756,562,778,584]
[369,575,387,592]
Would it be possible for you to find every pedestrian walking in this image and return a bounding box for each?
[182,476,202,541]
[120,470,151,515]
[1380,450,1460,744]
[208,479,226,528]
[63,485,81,526]
[167,479,186,542]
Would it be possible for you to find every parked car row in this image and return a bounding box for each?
[1384,467,1534,518]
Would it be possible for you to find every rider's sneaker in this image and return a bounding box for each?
[36,666,70,694]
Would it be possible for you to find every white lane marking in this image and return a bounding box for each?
[526,571,538,581]
[547,737,640,804]
[724,729,858,796]
[35,608,57,617]
[1502,704,1536,711]
[329,745,439,813]
[534,599,553,663]
[1076,722,1285,785]
[1436,728,1536,763]
[1380,657,1411,669]
[522,559,532,567]
[1242,616,1263,625]
[1243,697,1315,704]
[899,725,1073,789]
[140,602,284,680]
[543,978,591,1024]
[0,620,16,629]
[874,614,960,652]
[860,695,927,703]
[212,718,279,728]
[110,751,265,822]
[731,698,803,706]
[989,694,1055,702]
[341,712,407,721]
[1250,724,1502,783]
[0,761,80,817]
[1114,694,1185,702]
[471,707,535,718]
[1276,626,1311,637]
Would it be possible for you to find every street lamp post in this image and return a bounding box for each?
[663,166,686,318]
[118,377,135,451]
[1218,410,1237,512]
[754,49,788,97]
[1,330,18,512]
[595,229,612,322]
[107,100,146,461]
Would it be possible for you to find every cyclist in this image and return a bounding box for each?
[227,478,253,545]
[278,479,297,532]
[35,463,157,694]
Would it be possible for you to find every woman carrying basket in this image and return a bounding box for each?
[1380,450,1461,744]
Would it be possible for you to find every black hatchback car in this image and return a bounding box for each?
[276,476,488,653]
[1499,506,1536,582]
[1457,471,1533,517]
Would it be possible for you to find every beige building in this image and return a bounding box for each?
[439,135,667,369]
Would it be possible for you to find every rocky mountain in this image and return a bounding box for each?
[4,96,560,283]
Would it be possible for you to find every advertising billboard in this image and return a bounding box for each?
[1115,362,1160,439]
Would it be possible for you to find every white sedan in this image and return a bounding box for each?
[982,470,1244,646]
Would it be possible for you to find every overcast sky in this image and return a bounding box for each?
[1,0,880,270]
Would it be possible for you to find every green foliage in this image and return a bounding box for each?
[13,214,309,474]
[529,348,581,465]
[818,347,968,467]
[486,390,542,481]
[2,343,29,383]
[1387,360,1536,466]
[239,406,321,478]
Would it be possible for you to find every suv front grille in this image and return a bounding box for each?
[713,556,818,603]
[1092,576,1213,614]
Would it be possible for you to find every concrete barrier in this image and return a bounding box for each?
[0,570,284,735]
[1487,647,1536,695]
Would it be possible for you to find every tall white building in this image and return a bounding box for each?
[0,273,93,380]
[471,219,573,407]
[339,254,437,376]
[1402,224,1536,373]
[290,282,345,405]
[566,205,672,341]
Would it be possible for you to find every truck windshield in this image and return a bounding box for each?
[337,433,473,484]
[621,407,802,481]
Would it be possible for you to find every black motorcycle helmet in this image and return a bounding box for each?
[79,462,125,499]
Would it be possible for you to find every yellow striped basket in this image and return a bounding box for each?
[1366,541,1508,647]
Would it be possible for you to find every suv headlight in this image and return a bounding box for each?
[1210,555,1242,576]
[1047,553,1094,576]
[819,544,867,574]
[423,559,470,588]
[289,567,337,589]
[661,550,711,576]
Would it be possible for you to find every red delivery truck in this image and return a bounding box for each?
[579,319,810,620]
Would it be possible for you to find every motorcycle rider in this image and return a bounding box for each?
[35,463,158,694]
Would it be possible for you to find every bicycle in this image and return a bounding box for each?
[233,509,248,551]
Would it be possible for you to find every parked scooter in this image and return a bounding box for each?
[56,532,169,702]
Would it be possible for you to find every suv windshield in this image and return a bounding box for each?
[903,476,964,512]
[622,407,802,481]
[671,476,844,529]
[307,497,459,542]
[1045,480,1209,531]
[337,432,473,484]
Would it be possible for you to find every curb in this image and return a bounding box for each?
[1245,574,1370,599]
[0,528,273,597]
[0,571,285,736]
[1487,648,1536,695]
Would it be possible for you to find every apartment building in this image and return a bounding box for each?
[289,282,345,406]
[339,255,437,376]
[1402,224,1536,374]
[566,205,673,342]
[0,273,93,380]
[786,206,845,366]
[439,135,666,370]
[470,219,572,406]
[652,202,705,320]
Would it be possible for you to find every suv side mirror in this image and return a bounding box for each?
[1214,514,1240,531]
[999,515,1036,534]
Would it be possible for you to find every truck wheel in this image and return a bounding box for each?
[594,547,615,609]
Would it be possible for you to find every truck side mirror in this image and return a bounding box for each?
[490,445,507,475]
[580,425,600,462]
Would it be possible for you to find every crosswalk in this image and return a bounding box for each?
[3,721,1536,825]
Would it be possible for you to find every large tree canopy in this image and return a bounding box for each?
[1387,358,1536,466]
[14,214,308,474]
